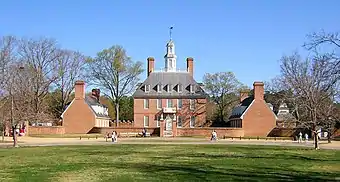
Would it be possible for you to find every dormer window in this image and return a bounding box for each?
[189,84,195,93]
[145,84,150,93]
[157,84,162,93]
[167,84,172,93]
[177,84,183,93]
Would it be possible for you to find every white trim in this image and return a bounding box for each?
[157,99,162,110]
[240,100,254,119]
[144,99,149,109]
[60,98,75,118]
[144,116,149,127]
[190,116,195,128]
[145,84,150,93]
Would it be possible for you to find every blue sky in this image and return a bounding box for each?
[1,0,339,87]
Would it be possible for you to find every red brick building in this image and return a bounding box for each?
[229,82,277,137]
[61,81,111,134]
[132,38,208,137]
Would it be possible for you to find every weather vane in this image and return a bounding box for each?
[169,26,174,40]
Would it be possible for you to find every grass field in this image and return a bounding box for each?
[0,145,339,182]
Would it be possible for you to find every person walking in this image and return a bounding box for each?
[298,132,303,143]
[305,133,308,142]
[211,130,217,141]
[111,131,116,143]
[114,131,118,143]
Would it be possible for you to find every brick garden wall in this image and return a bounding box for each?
[90,127,160,136]
[28,126,65,135]
[177,127,244,137]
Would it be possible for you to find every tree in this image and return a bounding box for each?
[18,38,62,122]
[51,50,86,118]
[87,45,143,126]
[277,52,339,149]
[203,72,243,124]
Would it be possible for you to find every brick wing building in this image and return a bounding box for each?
[61,81,111,134]
[229,82,277,137]
[132,38,207,137]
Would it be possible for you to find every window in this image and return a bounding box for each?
[169,59,172,69]
[177,116,182,128]
[145,84,150,93]
[157,99,162,110]
[144,99,149,109]
[144,116,149,127]
[156,115,160,127]
[230,120,242,128]
[177,99,182,109]
[190,99,195,110]
[178,84,183,93]
[190,116,195,128]
[157,84,162,93]
[167,84,172,92]
[167,99,173,107]
[190,85,195,93]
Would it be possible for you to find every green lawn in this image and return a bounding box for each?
[0,145,339,182]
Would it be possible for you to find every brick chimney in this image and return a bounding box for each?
[186,57,194,77]
[75,80,85,100]
[147,57,155,77]
[240,89,250,102]
[253,81,264,101]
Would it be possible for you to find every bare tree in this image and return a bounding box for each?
[51,50,86,118]
[87,45,143,126]
[278,52,339,149]
[17,38,61,123]
[203,72,243,124]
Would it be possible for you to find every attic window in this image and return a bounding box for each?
[145,84,150,93]
[157,84,162,93]
[167,84,172,93]
[177,84,183,93]
[189,84,195,93]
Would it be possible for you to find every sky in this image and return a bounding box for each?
[1,0,339,87]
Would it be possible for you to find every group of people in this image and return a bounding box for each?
[110,131,118,143]
[297,132,309,143]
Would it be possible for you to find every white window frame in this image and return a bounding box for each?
[157,99,162,110]
[157,84,162,93]
[156,116,160,127]
[190,116,195,128]
[178,84,183,93]
[190,99,195,110]
[144,116,149,127]
[144,99,149,109]
[190,85,195,93]
[145,84,150,93]
[167,84,172,93]
[167,99,173,108]
[177,99,182,109]
[177,116,182,128]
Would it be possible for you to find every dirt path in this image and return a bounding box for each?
[1,137,339,150]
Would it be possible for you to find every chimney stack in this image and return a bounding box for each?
[186,57,194,77]
[240,89,250,102]
[253,81,264,101]
[75,80,85,100]
[147,57,155,77]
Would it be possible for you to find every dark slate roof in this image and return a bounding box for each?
[85,96,110,118]
[229,96,254,120]
[132,72,207,99]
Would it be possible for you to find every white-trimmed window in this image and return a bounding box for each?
[156,115,160,127]
[157,84,162,93]
[144,116,149,127]
[189,85,195,93]
[144,99,149,109]
[177,99,182,109]
[177,116,182,128]
[167,84,172,93]
[190,99,195,110]
[157,99,162,110]
[145,84,150,93]
[190,116,195,128]
[167,99,173,108]
[178,84,183,93]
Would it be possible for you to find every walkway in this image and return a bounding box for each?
[0,137,339,150]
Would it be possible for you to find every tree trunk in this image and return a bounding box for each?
[313,130,319,150]
[115,103,119,127]
[12,125,18,148]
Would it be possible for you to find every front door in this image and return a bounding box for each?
[164,116,173,136]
